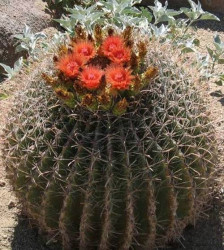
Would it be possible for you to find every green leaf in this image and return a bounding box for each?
[214,34,224,51]
[157,14,174,23]
[181,7,197,20]
[214,34,221,44]
[140,7,153,22]
[181,47,195,53]
[193,38,200,47]
[54,19,72,32]
[13,34,24,40]
[218,58,224,64]
[200,12,220,21]
[0,93,8,100]
[133,0,142,4]
[188,0,197,12]
[166,9,182,17]
[207,47,214,58]
[15,44,28,53]
[215,80,223,86]
[0,63,13,75]
[220,74,224,81]
[14,57,23,70]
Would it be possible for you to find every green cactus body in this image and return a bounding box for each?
[3,48,216,249]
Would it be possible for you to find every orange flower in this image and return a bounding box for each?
[73,40,96,61]
[80,66,104,90]
[102,36,125,57]
[57,54,84,78]
[109,47,131,64]
[105,65,134,90]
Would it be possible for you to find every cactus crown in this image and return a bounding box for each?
[42,26,158,115]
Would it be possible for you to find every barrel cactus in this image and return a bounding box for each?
[3,26,216,249]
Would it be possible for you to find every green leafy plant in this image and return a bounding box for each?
[148,0,219,51]
[0,57,23,80]
[43,0,96,17]
[56,0,152,34]
[56,3,104,33]
[14,25,47,60]
[41,31,68,52]
[148,0,182,25]
[196,35,224,85]
[143,0,223,88]
[207,35,224,84]
[56,0,220,54]
[98,0,152,28]
[181,0,219,33]
[0,25,47,80]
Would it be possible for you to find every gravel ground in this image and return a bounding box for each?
[0,13,224,250]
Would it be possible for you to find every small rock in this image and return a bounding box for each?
[0,181,6,187]
[2,234,7,239]
[8,201,16,209]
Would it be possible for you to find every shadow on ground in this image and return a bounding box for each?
[11,216,61,250]
[165,193,224,250]
[210,91,224,107]
[11,194,224,250]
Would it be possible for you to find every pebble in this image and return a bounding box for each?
[8,201,16,209]
[0,181,6,187]
[2,234,7,239]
